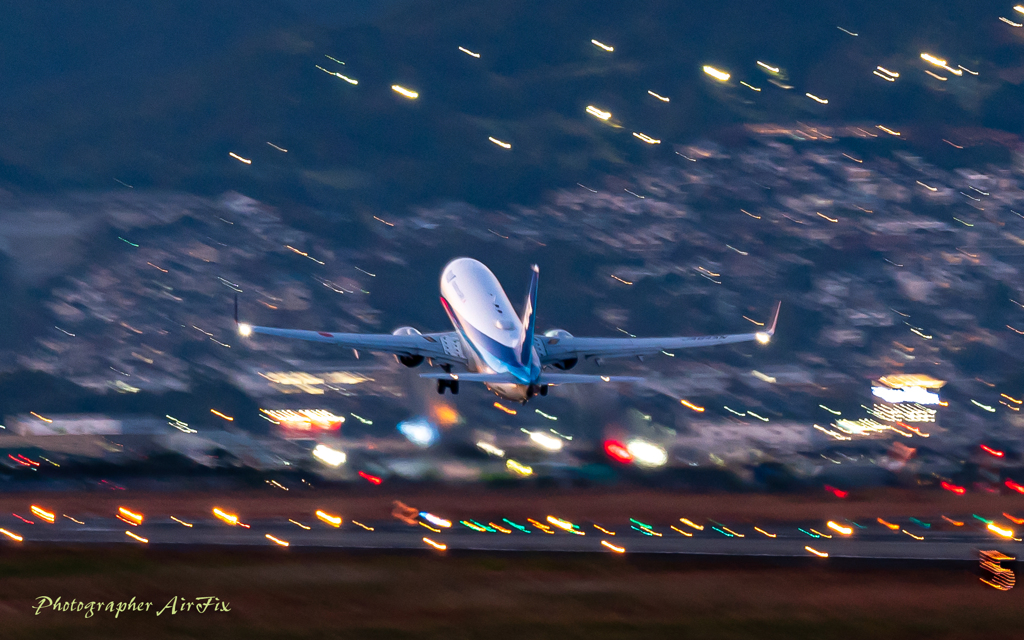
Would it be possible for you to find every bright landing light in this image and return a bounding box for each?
[238,323,253,337]
[755,332,771,344]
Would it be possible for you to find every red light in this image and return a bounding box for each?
[1006,479,1024,494]
[824,485,848,498]
[603,440,633,463]
[981,444,1005,458]
[941,481,966,495]
[358,471,382,485]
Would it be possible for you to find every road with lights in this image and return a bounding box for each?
[3,511,1017,561]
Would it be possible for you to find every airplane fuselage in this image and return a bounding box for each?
[439,258,541,401]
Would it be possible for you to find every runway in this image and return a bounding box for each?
[3,510,1018,561]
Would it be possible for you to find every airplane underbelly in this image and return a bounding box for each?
[486,383,529,402]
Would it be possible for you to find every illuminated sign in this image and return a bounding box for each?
[871,386,940,405]
[261,409,344,431]
[980,550,1016,591]
[871,403,937,423]
[877,374,946,389]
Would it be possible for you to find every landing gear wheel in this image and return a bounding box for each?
[450,380,460,395]
[540,384,548,396]
[437,380,448,395]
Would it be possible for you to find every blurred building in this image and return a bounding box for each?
[869,374,944,431]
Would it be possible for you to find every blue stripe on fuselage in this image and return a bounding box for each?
[440,296,535,384]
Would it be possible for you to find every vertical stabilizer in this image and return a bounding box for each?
[518,265,539,366]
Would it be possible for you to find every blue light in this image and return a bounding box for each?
[398,418,438,447]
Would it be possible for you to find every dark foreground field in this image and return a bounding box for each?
[1,547,1021,640]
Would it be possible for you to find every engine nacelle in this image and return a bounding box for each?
[543,330,576,369]
[552,358,577,370]
[396,354,425,368]
[392,327,425,367]
[543,329,573,339]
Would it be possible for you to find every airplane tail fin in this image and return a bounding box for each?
[518,264,539,366]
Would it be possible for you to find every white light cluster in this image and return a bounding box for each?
[312,444,346,467]
[626,439,668,467]
[871,386,940,405]
[870,403,937,423]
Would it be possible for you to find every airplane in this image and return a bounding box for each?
[235,257,780,403]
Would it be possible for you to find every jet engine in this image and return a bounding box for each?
[392,327,425,367]
[543,329,577,370]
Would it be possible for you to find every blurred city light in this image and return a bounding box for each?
[604,440,633,463]
[262,409,344,431]
[312,444,346,467]
[431,404,460,426]
[702,65,730,82]
[941,481,966,495]
[358,471,383,485]
[398,418,439,447]
[213,508,239,526]
[423,537,447,550]
[117,507,143,526]
[30,506,55,524]
[391,85,419,99]
[626,439,667,467]
[316,510,342,527]
[528,430,563,451]
[506,459,533,476]
[988,522,1014,539]
[421,512,452,528]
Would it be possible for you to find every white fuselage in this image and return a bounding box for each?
[439,258,540,401]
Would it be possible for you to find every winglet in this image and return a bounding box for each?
[755,301,781,344]
[234,294,253,337]
[765,301,781,336]
[518,265,540,366]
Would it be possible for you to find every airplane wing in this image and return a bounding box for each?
[540,302,781,365]
[235,298,468,366]
[420,372,644,384]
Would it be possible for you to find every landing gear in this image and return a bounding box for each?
[525,384,549,400]
[436,379,460,395]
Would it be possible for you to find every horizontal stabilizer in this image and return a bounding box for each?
[540,373,644,384]
[420,372,519,383]
[419,372,644,385]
